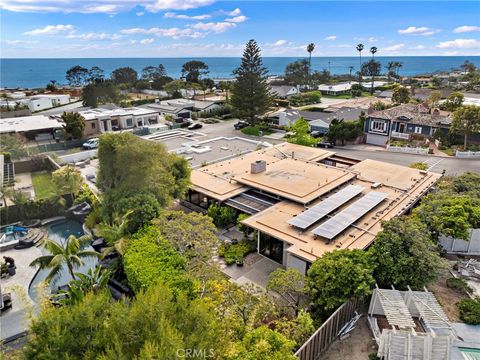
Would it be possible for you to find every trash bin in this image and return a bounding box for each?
[7,265,16,276]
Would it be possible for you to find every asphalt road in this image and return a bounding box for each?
[199,120,479,176]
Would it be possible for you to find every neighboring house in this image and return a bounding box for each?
[318,83,352,96]
[144,99,222,119]
[271,85,300,98]
[364,103,451,146]
[0,115,63,141]
[0,93,71,112]
[270,107,362,131]
[58,107,160,136]
[187,142,441,273]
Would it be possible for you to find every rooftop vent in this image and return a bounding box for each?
[251,160,267,174]
[371,182,382,189]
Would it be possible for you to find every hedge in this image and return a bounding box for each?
[1,196,69,224]
[458,298,480,325]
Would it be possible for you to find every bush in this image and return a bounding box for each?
[73,184,98,205]
[218,239,257,265]
[207,203,237,228]
[123,226,194,295]
[237,213,251,236]
[289,91,321,107]
[241,124,273,136]
[409,162,428,170]
[458,298,480,325]
[114,192,162,233]
[0,196,68,224]
[446,277,472,295]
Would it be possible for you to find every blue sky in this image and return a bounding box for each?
[1,1,479,58]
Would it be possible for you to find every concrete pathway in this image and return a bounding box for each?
[1,245,42,341]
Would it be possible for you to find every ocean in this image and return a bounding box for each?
[1,56,480,89]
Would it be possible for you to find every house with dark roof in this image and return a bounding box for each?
[364,104,451,146]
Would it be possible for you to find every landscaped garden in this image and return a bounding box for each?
[31,171,56,199]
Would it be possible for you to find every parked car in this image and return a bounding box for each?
[310,131,323,138]
[82,138,99,150]
[316,141,334,148]
[234,121,249,130]
[188,123,203,130]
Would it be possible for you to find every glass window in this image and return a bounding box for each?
[125,118,133,127]
[414,126,422,134]
[370,120,387,133]
[91,123,96,129]
[259,233,284,264]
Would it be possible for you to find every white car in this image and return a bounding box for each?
[82,138,99,150]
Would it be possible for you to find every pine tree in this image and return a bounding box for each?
[230,39,272,124]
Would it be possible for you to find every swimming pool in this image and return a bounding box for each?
[29,220,98,302]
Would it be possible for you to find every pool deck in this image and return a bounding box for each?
[0,245,41,341]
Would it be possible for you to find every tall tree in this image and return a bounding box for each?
[361,59,381,94]
[368,217,447,290]
[451,105,480,149]
[230,39,273,124]
[163,80,187,98]
[284,59,309,86]
[391,86,411,104]
[428,90,442,109]
[307,249,374,313]
[82,79,121,107]
[306,43,315,85]
[30,235,100,283]
[181,60,209,83]
[61,111,85,139]
[348,65,354,83]
[267,268,307,316]
[356,43,364,84]
[66,65,90,87]
[111,67,138,85]
[442,91,464,111]
[219,81,234,102]
[88,66,105,83]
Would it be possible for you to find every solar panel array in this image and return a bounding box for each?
[312,191,388,240]
[287,185,364,230]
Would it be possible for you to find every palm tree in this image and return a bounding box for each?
[395,62,403,79]
[370,47,378,93]
[30,235,100,284]
[306,43,315,87]
[348,66,354,84]
[356,44,364,84]
[386,62,396,83]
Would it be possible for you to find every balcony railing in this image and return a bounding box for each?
[391,131,410,140]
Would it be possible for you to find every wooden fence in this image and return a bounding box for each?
[295,298,360,360]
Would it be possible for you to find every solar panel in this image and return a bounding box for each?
[312,191,388,240]
[287,185,364,230]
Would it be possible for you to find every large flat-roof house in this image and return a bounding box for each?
[187,142,441,273]
[318,83,352,96]
[62,107,160,136]
[0,94,71,112]
[0,115,63,140]
[271,85,300,98]
[364,104,451,146]
[144,99,222,119]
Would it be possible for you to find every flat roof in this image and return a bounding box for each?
[0,115,62,133]
[189,142,442,262]
[78,107,158,120]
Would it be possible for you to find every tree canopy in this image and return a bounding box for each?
[284,59,309,86]
[451,105,480,149]
[307,249,374,312]
[442,91,464,111]
[230,39,273,123]
[111,67,138,85]
[392,86,410,104]
[368,217,447,289]
[82,79,121,107]
[181,60,209,83]
[65,65,90,87]
[61,111,85,139]
[97,132,190,212]
[52,165,83,197]
[286,117,317,147]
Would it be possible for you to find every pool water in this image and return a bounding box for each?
[29,220,98,302]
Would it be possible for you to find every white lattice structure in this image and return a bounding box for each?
[368,286,453,360]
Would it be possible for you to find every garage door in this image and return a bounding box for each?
[366,133,388,146]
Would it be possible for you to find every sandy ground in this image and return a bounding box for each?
[427,269,469,322]
[321,315,377,360]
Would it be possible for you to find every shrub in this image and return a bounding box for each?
[207,203,237,227]
[218,239,256,265]
[241,125,273,136]
[458,298,480,325]
[409,162,428,170]
[114,192,162,233]
[73,184,98,205]
[237,213,251,236]
[123,226,193,295]
[0,196,68,224]
[446,277,472,295]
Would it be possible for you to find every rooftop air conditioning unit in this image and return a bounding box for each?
[371,182,382,189]
[251,160,267,174]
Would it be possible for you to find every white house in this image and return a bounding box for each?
[0,115,63,140]
[271,85,300,98]
[1,93,71,112]
[318,83,352,95]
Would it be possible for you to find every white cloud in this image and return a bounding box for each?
[164,12,211,20]
[24,24,75,36]
[120,27,205,39]
[409,45,426,50]
[140,38,155,44]
[437,38,480,49]
[274,40,287,46]
[398,26,441,36]
[368,37,377,42]
[66,32,123,41]
[225,15,247,23]
[136,12,144,16]
[1,0,215,14]
[191,21,236,33]
[453,25,480,33]
[325,35,336,41]
[145,0,215,13]
[228,8,241,16]
[384,43,405,51]
[4,40,39,45]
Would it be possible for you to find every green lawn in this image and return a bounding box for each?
[31,171,56,199]
[241,125,273,136]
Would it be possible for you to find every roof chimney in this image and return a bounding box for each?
[251,160,267,174]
